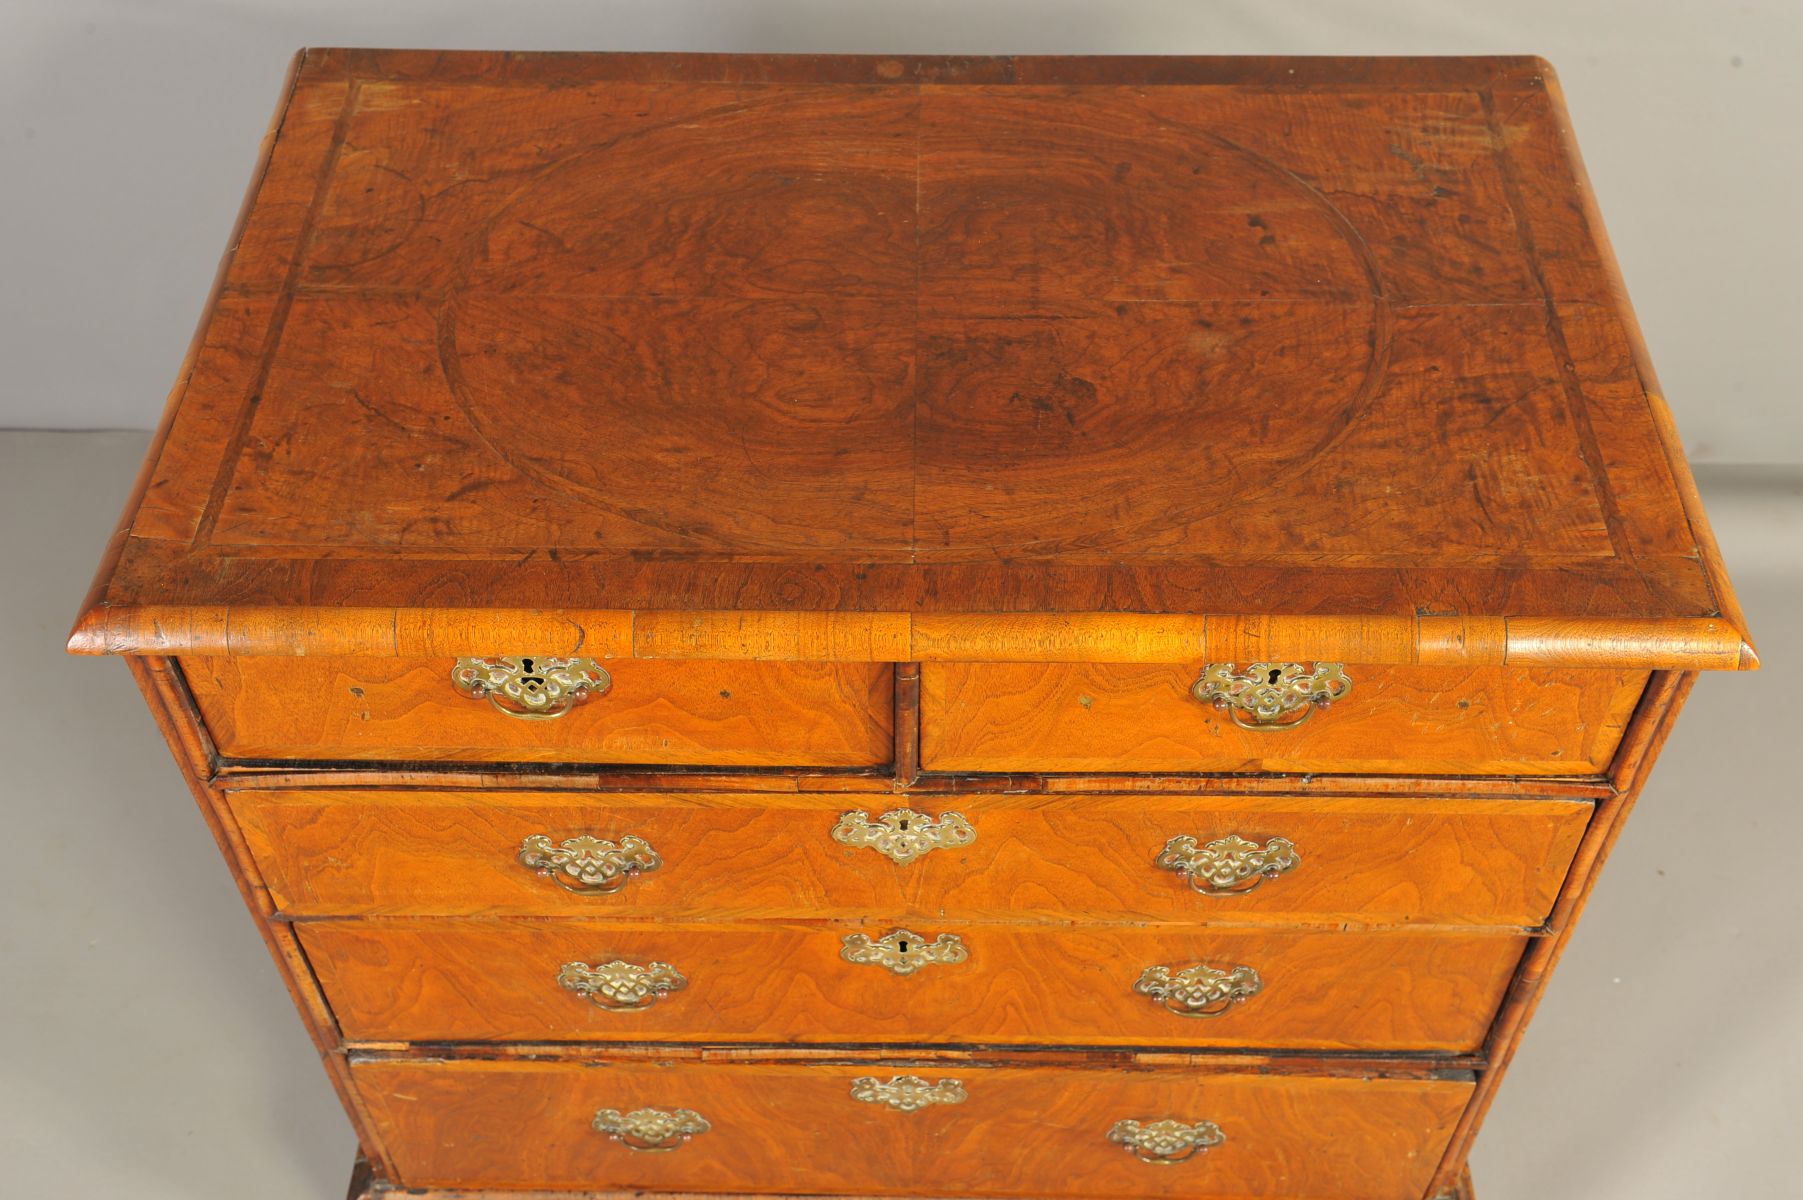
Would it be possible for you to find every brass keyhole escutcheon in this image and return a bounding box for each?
[1191,662,1351,731]
[840,929,968,976]
[452,656,611,719]
[832,809,975,866]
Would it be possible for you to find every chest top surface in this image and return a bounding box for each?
[72,50,1752,669]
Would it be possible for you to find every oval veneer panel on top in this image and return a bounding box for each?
[69,51,1752,672]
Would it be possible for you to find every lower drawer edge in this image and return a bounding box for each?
[349,1054,1473,1199]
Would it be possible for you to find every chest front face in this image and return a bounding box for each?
[74,50,1751,1200]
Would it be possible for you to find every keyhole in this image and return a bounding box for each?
[897,818,911,831]
[521,657,537,673]
[898,940,911,954]
[1267,667,1282,684]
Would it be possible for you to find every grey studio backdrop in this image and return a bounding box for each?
[2,3,1798,1200]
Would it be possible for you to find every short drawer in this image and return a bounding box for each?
[301,919,1524,1052]
[180,656,893,766]
[353,1055,1472,1198]
[922,663,1646,775]
[234,788,1590,927]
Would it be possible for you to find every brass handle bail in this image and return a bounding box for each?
[592,1107,709,1151]
[1155,834,1300,896]
[519,833,661,895]
[557,958,687,1011]
[1108,1117,1226,1164]
[1134,961,1263,1018]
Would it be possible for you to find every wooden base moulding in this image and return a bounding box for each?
[345,1157,1479,1199]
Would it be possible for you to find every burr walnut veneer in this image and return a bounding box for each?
[72,49,1753,1200]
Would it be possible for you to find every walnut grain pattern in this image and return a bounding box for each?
[299,917,1524,1052]
[922,663,1646,775]
[353,1056,1472,1198]
[182,656,894,766]
[233,788,1589,927]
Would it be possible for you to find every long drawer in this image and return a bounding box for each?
[181,656,894,766]
[922,663,1646,775]
[235,788,1590,926]
[352,1055,1472,1198]
[300,919,1524,1051]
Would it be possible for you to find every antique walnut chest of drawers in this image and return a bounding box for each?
[71,50,1755,1200]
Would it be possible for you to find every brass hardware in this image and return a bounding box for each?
[1134,962,1263,1018]
[591,1107,709,1152]
[557,958,687,1010]
[1107,1117,1226,1165]
[849,1075,967,1112]
[451,656,611,719]
[519,833,661,895]
[1156,834,1300,896]
[840,928,968,976]
[1192,662,1350,730]
[832,808,975,865]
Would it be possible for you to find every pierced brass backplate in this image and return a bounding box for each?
[1108,1117,1226,1164]
[1134,961,1263,1018]
[557,958,687,1010]
[519,833,661,894]
[592,1106,709,1152]
[1155,833,1300,896]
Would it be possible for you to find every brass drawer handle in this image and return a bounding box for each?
[451,655,611,719]
[1156,834,1299,896]
[1134,962,1263,1018]
[557,958,687,1010]
[1108,1117,1226,1165]
[519,833,661,895]
[592,1106,709,1152]
[850,1075,967,1112]
[832,808,975,865]
[1192,662,1350,730]
[841,928,968,976]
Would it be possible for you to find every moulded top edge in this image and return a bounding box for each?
[66,603,1757,671]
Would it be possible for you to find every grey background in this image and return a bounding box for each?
[3,3,1799,1199]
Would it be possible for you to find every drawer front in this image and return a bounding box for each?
[236,788,1589,927]
[923,663,1646,775]
[181,657,893,766]
[353,1056,1472,1198]
[301,919,1523,1052]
